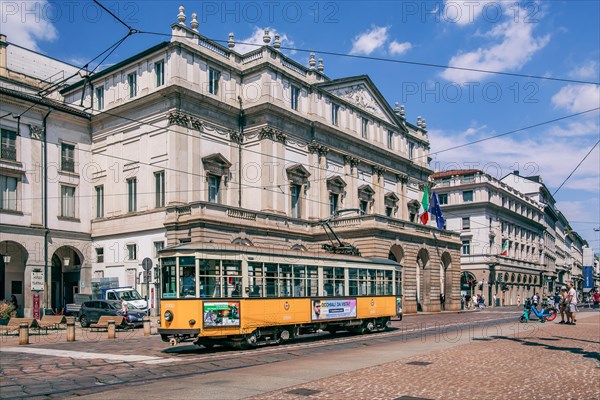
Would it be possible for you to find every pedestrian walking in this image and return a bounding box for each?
[517,294,521,306]
[566,283,578,325]
[440,293,445,311]
[493,294,497,307]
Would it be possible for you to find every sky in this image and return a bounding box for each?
[1,0,599,249]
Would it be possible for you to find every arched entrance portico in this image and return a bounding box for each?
[389,244,404,298]
[0,241,28,316]
[50,246,83,313]
[416,248,430,312]
[440,252,452,310]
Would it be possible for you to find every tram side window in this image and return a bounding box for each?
[386,270,393,295]
[248,262,263,297]
[223,260,242,297]
[161,258,177,298]
[179,257,196,298]
[265,263,278,297]
[323,267,334,296]
[368,269,376,295]
[395,270,402,296]
[305,266,317,296]
[349,268,358,296]
[293,265,306,297]
[359,269,368,295]
[335,267,345,296]
[199,259,221,298]
[376,270,385,295]
[279,264,292,297]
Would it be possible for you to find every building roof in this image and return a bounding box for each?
[0,86,91,119]
[430,169,481,179]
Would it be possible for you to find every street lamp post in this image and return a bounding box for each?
[488,262,498,307]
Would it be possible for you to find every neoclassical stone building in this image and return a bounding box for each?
[2,7,461,316]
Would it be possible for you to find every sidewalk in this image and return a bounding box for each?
[247,312,600,400]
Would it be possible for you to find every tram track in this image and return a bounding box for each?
[2,312,523,399]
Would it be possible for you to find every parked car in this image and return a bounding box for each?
[78,300,145,328]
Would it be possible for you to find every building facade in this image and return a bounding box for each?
[0,34,92,317]
[431,169,547,305]
[1,6,462,317]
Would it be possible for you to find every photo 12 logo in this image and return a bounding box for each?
[1,1,140,24]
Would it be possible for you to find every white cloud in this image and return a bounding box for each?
[569,61,599,80]
[388,40,412,56]
[549,120,599,138]
[0,0,58,51]
[350,26,389,55]
[441,7,550,83]
[234,27,294,55]
[429,125,600,194]
[443,0,498,26]
[551,84,600,113]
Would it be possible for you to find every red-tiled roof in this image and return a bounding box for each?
[430,169,481,179]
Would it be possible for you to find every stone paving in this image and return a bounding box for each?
[249,313,600,400]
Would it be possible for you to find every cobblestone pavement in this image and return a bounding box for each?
[0,308,598,399]
[249,312,600,400]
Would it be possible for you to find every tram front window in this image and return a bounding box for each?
[161,258,176,298]
[180,266,196,297]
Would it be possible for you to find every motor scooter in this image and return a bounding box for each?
[519,298,557,323]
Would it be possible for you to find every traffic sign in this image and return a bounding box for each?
[142,257,153,271]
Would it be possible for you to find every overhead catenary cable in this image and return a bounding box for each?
[552,139,600,196]
[139,30,600,86]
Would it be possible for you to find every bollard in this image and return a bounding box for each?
[67,322,76,342]
[108,320,116,339]
[143,318,151,336]
[19,323,29,346]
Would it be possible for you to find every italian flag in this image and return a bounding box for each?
[419,186,429,224]
[501,240,508,256]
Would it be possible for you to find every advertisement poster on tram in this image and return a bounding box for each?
[203,301,240,327]
[311,299,356,321]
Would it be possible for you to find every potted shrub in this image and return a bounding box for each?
[0,301,16,325]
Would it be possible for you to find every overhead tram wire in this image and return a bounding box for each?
[552,139,600,197]
[139,30,600,86]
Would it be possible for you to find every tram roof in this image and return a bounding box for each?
[160,242,401,268]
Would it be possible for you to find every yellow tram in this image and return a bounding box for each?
[158,243,403,348]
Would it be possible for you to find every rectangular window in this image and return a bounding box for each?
[61,185,76,218]
[462,240,471,255]
[329,193,339,215]
[462,217,470,230]
[331,103,339,126]
[290,184,301,218]
[95,86,104,110]
[128,73,137,98]
[291,85,300,110]
[95,185,104,218]
[208,67,220,95]
[61,143,75,172]
[127,177,137,212]
[208,175,220,203]
[438,193,448,205]
[154,241,164,258]
[127,244,137,261]
[408,142,415,159]
[360,200,369,215]
[95,248,104,263]
[0,129,17,161]
[387,130,394,149]
[0,175,17,210]
[155,60,165,87]
[463,190,474,202]
[361,117,368,138]
[385,206,393,217]
[154,171,165,208]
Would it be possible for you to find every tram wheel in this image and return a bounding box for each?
[327,327,338,335]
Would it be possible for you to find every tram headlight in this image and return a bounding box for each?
[164,310,173,322]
